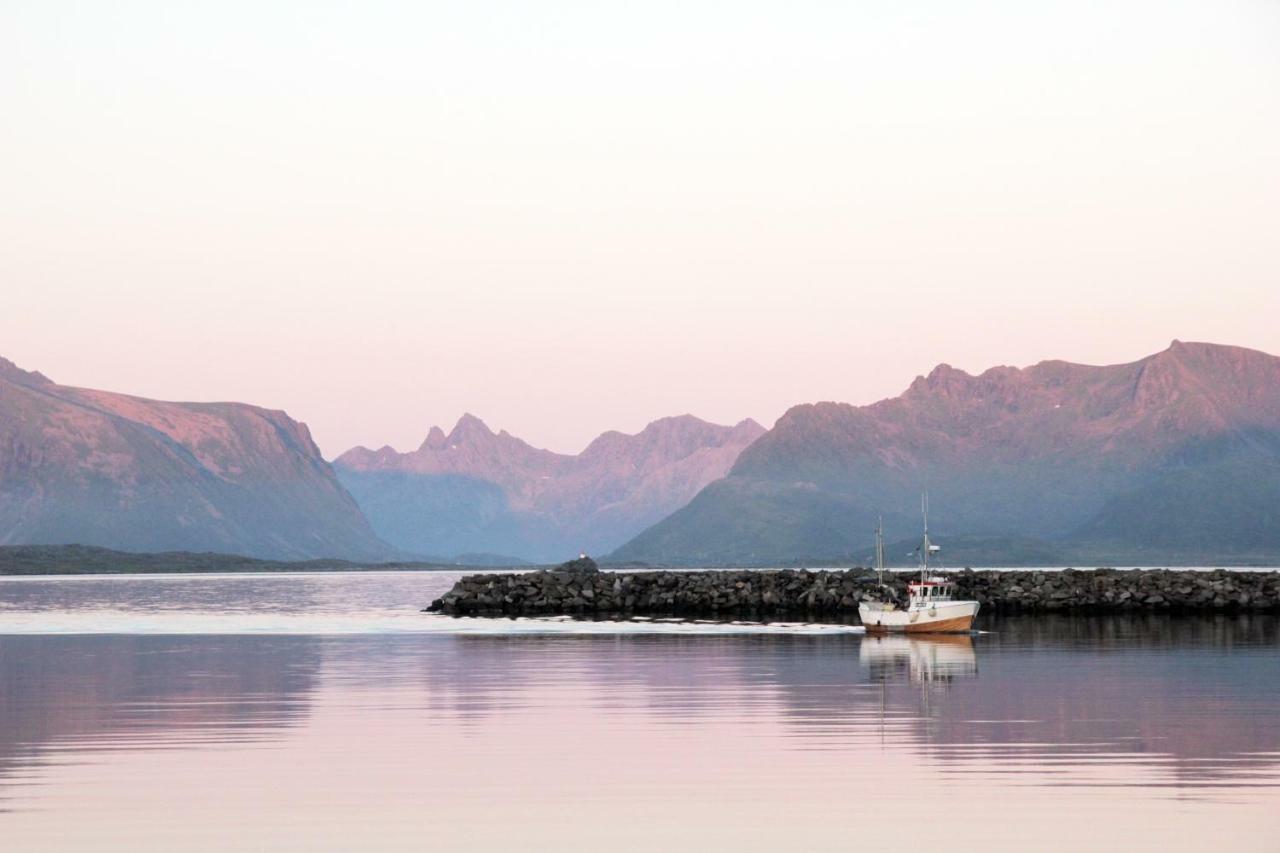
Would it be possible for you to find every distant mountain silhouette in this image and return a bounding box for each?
[334,414,764,562]
[0,356,389,560]
[612,342,1280,565]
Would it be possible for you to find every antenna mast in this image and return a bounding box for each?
[920,491,931,583]
[874,516,885,586]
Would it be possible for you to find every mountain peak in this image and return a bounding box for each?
[1130,340,1280,423]
[420,426,448,451]
[1138,340,1275,381]
[906,362,977,398]
[642,413,707,432]
[1154,339,1257,362]
[447,413,494,444]
[0,356,53,387]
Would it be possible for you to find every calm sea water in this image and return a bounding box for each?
[1,571,1278,852]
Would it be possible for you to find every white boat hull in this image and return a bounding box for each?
[858,600,979,633]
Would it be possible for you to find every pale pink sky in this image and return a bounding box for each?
[3,1,1278,456]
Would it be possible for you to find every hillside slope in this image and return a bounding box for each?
[0,357,388,560]
[612,341,1280,565]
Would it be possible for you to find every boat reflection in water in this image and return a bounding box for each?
[858,632,978,685]
[858,633,980,746]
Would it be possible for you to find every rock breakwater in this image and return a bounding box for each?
[426,567,1280,619]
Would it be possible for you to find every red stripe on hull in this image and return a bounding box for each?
[863,614,975,634]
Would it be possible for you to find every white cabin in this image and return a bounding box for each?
[907,577,955,610]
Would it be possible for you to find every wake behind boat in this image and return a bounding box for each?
[859,499,980,633]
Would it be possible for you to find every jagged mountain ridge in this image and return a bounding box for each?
[612,341,1280,565]
[334,414,765,562]
[0,356,389,560]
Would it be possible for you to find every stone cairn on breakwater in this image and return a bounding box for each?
[426,560,1280,620]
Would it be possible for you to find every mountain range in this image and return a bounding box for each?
[612,341,1280,565]
[0,357,387,560]
[333,414,764,562]
[0,354,764,563]
[4,341,1278,566]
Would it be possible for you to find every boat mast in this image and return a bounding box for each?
[874,515,885,586]
[920,491,931,583]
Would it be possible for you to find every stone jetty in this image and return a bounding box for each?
[426,560,1280,619]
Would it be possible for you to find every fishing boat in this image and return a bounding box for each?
[858,498,980,633]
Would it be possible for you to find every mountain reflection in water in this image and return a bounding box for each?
[0,574,1277,851]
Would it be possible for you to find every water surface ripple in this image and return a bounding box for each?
[1,572,1277,851]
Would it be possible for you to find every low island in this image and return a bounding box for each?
[0,544,485,575]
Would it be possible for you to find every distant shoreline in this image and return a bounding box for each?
[0,545,521,576]
[4,544,1278,578]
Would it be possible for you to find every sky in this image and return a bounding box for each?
[3,1,1279,457]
